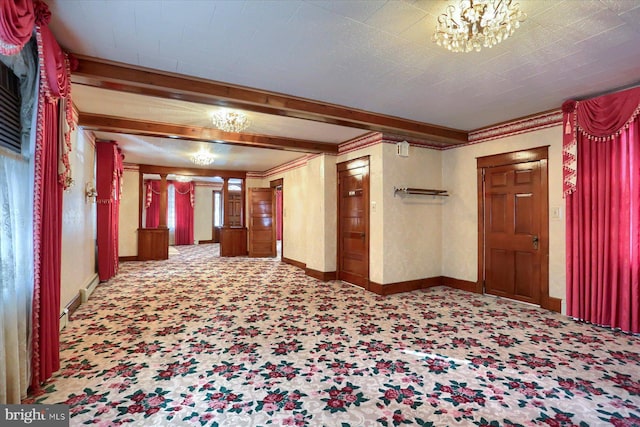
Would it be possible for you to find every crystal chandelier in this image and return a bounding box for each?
[190,148,215,166]
[211,110,250,133]
[433,0,526,53]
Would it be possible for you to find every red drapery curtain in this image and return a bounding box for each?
[144,180,160,228]
[276,188,283,241]
[174,182,194,245]
[31,95,62,390]
[0,0,35,55]
[563,87,640,334]
[96,141,123,282]
[30,1,75,390]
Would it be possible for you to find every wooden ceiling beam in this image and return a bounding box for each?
[79,113,339,154]
[72,55,468,145]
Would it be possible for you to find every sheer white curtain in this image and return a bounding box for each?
[0,38,37,404]
[0,150,33,403]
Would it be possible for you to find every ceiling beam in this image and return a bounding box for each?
[79,113,339,154]
[71,55,468,145]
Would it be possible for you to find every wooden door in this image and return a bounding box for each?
[228,193,242,227]
[248,188,276,257]
[483,161,543,305]
[337,157,370,289]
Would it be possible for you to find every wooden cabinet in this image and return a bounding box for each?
[138,228,169,260]
[213,226,222,243]
[220,227,247,257]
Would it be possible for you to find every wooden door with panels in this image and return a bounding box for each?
[227,192,243,227]
[337,157,370,289]
[248,188,276,257]
[478,147,549,306]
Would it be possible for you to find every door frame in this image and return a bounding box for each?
[477,146,554,310]
[336,156,370,289]
[270,178,283,261]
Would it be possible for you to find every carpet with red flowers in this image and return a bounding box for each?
[26,244,640,426]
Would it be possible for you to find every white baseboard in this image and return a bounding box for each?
[80,273,100,303]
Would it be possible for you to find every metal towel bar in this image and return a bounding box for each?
[393,187,449,197]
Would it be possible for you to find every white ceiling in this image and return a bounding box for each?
[102,130,306,171]
[72,85,366,144]
[48,0,640,172]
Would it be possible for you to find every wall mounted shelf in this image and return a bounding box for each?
[394,187,449,197]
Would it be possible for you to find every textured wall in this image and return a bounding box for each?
[60,129,97,312]
[280,166,308,264]
[381,143,443,284]
[303,155,337,272]
[247,156,337,272]
[322,156,337,272]
[304,157,324,270]
[194,184,213,242]
[118,170,140,257]
[442,125,565,301]
[247,170,310,263]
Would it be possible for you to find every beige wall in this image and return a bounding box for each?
[272,165,309,264]
[118,170,139,257]
[186,125,566,302]
[303,155,337,273]
[442,125,565,302]
[194,184,213,242]
[336,142,443,284]
[247,155,338,272]
[60,129,97,313]
[380,143,443,283]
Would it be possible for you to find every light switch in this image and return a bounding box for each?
[371,201,377,212]
[551,206,562,220]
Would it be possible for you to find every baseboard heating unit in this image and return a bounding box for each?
[79,273,100,303]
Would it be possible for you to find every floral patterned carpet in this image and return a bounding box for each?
[27,244,640,426]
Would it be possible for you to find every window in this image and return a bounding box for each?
[213,191,222,227]
[227,178,243,227]
[0,61,21,153]
[167,184,175,229]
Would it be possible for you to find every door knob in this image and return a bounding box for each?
[532,235,539,249]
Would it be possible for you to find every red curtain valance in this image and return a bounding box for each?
[0,0,35,55]
[173,181,195,207]
[36,25,71,100]
[144,180,161,228]
[35,4,74,189]
[562,87,640,196]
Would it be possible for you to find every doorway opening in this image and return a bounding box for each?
[270,178,283,260]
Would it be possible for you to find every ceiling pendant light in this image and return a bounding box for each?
[433,0,526,53]
[211,109,250,133]
[190,148,215,166]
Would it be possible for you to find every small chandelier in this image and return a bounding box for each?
[433,0,526,53]
[190,148,215,166]
[211,110,250,133]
